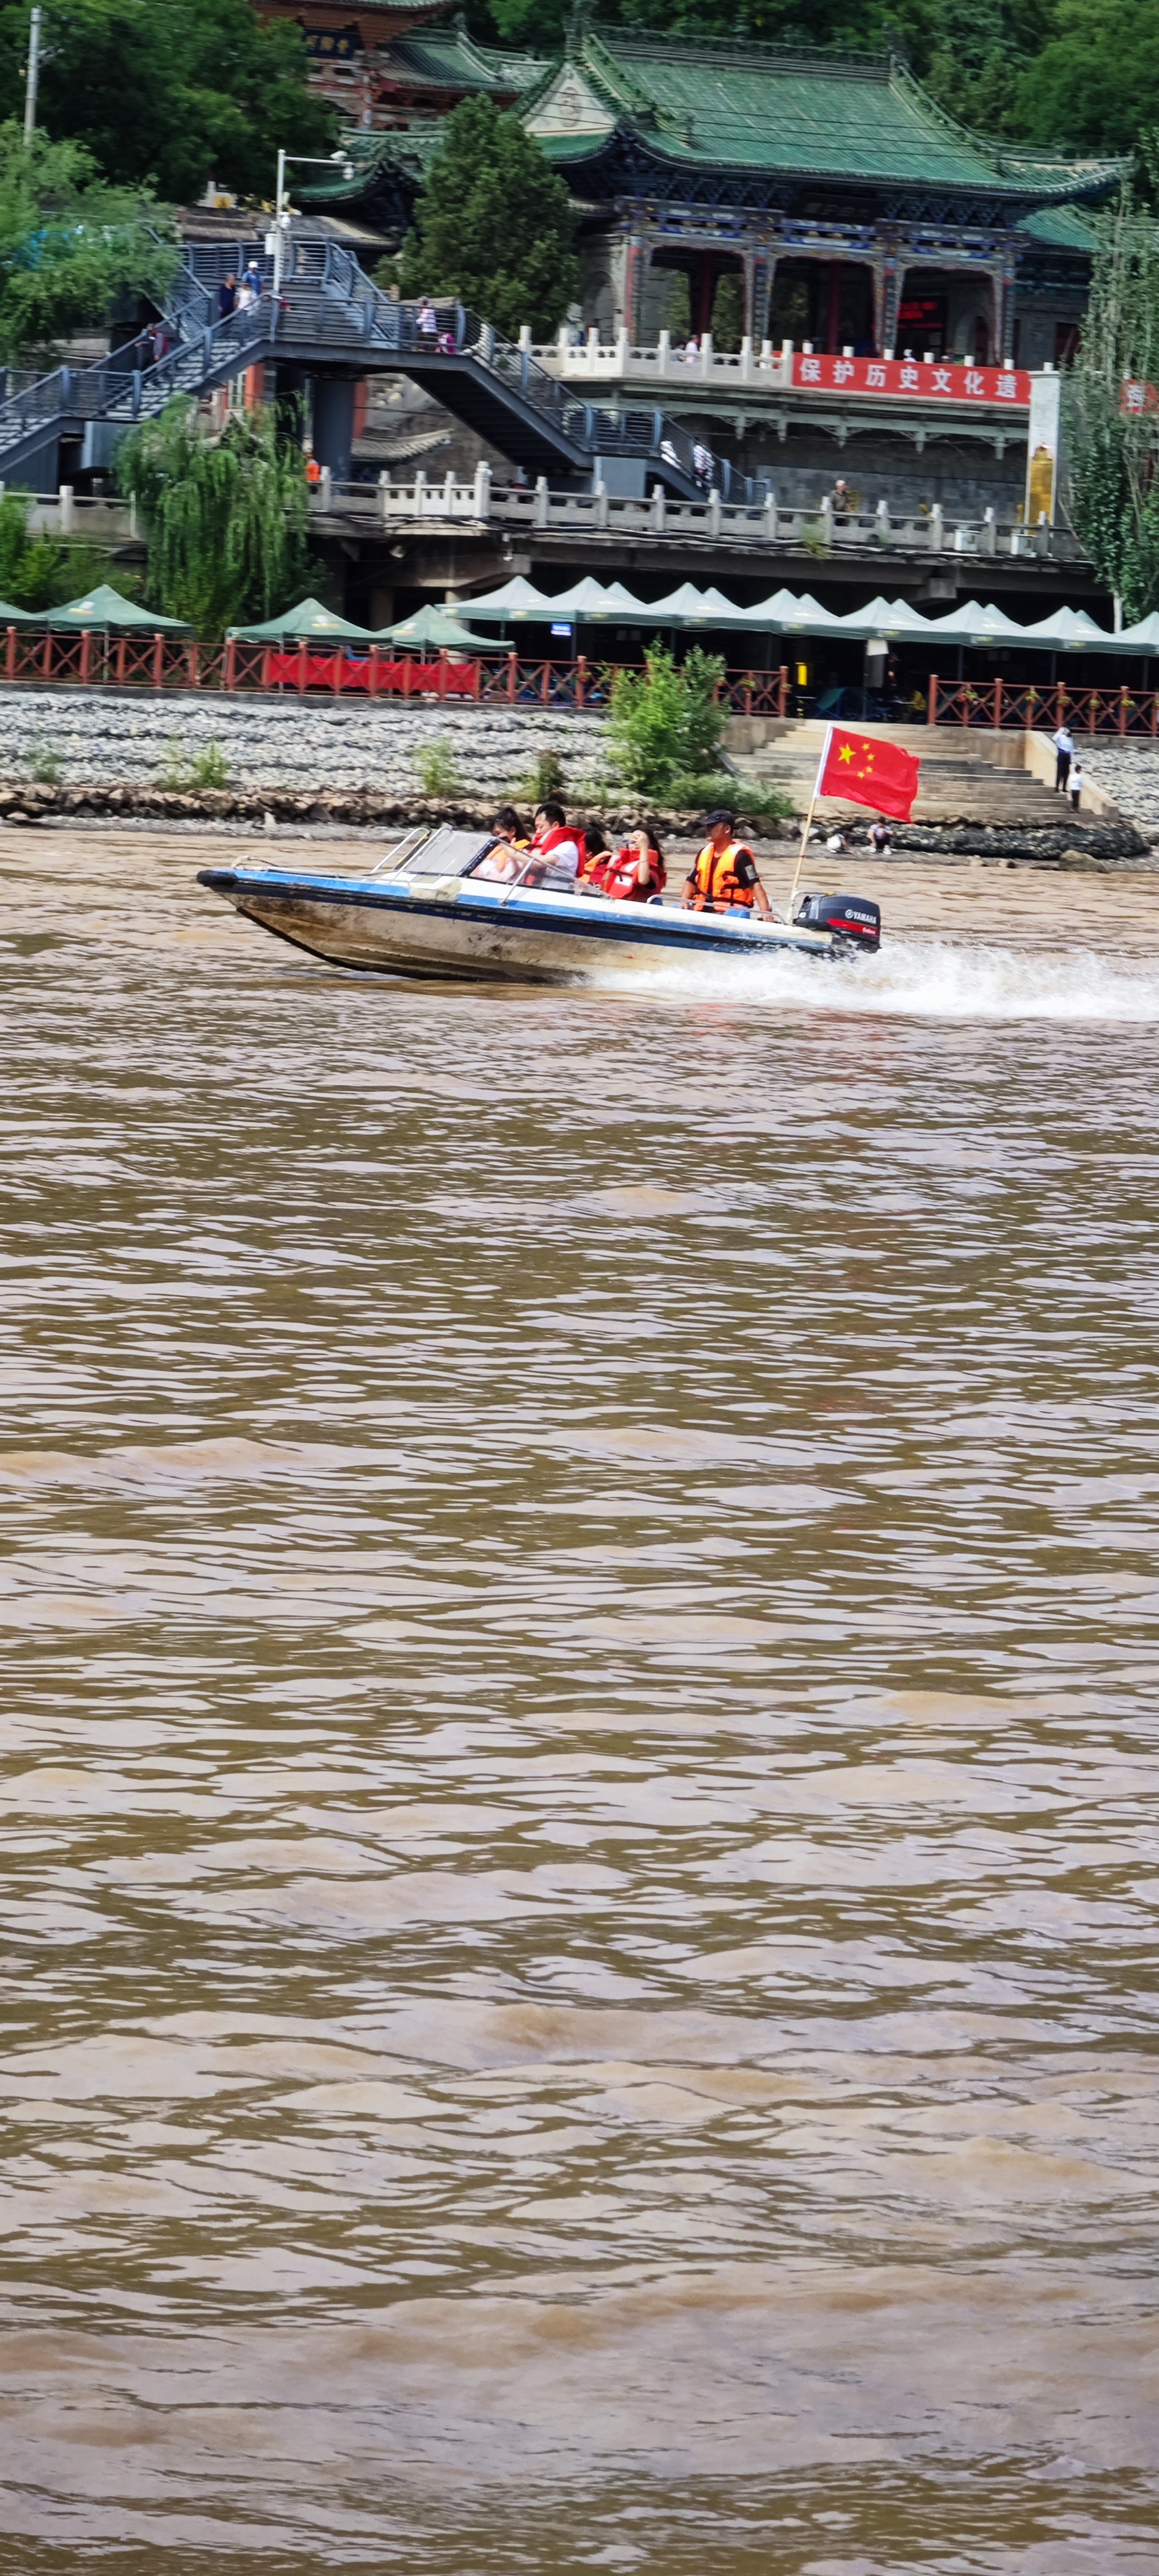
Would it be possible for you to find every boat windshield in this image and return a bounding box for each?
[403,828,497,877]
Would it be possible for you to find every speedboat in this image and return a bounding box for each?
[197,827,881,987]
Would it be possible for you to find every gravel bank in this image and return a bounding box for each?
[0,691,609,796]
[1074,743,1159,844]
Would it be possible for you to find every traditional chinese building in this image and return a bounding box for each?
[254,0,545,137]
[518,28,1118,372]
[277,12,1119,370]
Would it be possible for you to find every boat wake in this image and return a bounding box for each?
[605,936,1159,1024]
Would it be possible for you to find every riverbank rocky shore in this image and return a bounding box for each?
[0,693,610,799]
[0,688,1153,866]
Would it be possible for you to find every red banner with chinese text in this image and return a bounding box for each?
[791,354,1032,404]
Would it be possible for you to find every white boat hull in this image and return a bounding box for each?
[198,865,849,986]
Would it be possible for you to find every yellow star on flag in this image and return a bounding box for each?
[838,743,853,762]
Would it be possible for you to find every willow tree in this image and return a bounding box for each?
[1066,184,1159,620]
[116,397,312,636]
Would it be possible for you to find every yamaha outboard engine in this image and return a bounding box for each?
[794,891,881,953]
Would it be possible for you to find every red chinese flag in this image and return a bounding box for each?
[818,725,920,821]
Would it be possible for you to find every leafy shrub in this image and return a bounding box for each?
[26,739,60,784]
[191,742,229,789]
[412,739,462,795]
[158,737,230,790]
[607,645,728,796]
[666,771,793,820]
[513,745,566,803]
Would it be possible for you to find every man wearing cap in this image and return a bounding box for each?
[683,809,773,915]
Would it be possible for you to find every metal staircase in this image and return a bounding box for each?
[0,231,769,504]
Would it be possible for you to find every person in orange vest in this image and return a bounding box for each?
[683,808,772,915]
[304,451,321,486]
[601,820,666,903]
[577,821,614,888]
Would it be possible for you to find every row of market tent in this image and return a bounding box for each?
[443,576,1159,658]
[0,585,490,652]
[6,579,1159,658]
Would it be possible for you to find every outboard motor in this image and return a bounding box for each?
[794,891,881,954]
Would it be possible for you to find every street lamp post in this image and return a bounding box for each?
[269,147,355,304]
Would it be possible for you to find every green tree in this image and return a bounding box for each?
[0,0,333,204]
[475,0,936,62]
[1064,187,1159,618]
[608,645,727,795]
[0,121,174,363]
[1016,0,1159,152]
[116,397,312,637]
[400,95,578,338]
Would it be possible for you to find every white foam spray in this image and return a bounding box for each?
[592,936,1159,1024]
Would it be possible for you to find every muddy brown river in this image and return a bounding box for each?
[2,828,1158,2573]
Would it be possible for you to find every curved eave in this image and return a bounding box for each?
[537,125,1125,211]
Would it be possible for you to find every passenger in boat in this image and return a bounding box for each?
[683,810,772,916]
[523,800,581,887]
[471,843,520,882]
[601,820,667,902]
[577,822,614,888]
[491,804,529,851]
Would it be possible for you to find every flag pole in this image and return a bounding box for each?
[784,724,831,923]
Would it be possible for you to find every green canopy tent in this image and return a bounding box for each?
[741,588,847,638]
[452,576,554,624]
[44,583,191,632]
[0,598,44,623]
[1017,605,1122,653]
[227,596,375,644]
[375,603,487,652]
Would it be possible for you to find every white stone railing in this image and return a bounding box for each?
[18,472,1082,567]
[526,328,790,390]
[326,469,1083,563]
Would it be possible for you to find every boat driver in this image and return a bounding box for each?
[683,810,772,915]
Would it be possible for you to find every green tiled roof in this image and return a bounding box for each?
[1019,203,1100,252]
[523,33,1126,202]
[388,27,547,95]
[298,122,444,200]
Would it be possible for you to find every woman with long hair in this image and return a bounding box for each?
[601,819,666,903]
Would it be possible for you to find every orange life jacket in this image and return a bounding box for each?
[577,844,610,884]
[690,838,755,911]
[532,823,574,856]
[603,846,666,903]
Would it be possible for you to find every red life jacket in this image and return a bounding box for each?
[532,824,575,857]
[603,845,666,903]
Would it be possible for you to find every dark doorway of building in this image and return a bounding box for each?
[768,260,872,352]
[898,278,948,356]
[653,250,746,348]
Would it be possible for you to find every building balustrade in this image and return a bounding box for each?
[15,474,1083,569]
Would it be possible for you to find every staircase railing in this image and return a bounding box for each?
[298,236,768,500]
[0,231,769,500]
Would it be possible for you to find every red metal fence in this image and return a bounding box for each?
[1,626,796,712]
[927,676,1159,735]
[12,634,1159,735]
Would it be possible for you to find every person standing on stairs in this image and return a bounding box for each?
[1053,721,1075,793]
